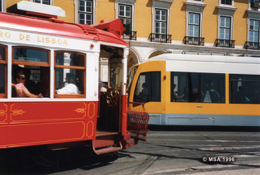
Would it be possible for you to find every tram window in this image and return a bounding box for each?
[14,48,48,63]
[54,52,85,97]
[171,72,225,103]
[127,66,138,95]
[230,74,260,104]
[0,45,7,97]
[133,71,161,105]
[12,47,50,98]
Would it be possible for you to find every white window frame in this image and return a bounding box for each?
[115,0,135,32]
[187,12,201,37]
[248,19,260,43]
[185,9,204,38]
[155,8,168,35]
[30,0,53,5]
[152,2,171,35]
[217,15,233,41]
[247,17,260,43]
[74,0,96,25]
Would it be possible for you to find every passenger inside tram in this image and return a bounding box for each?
[56,73,80,94]
[15,72,42,98]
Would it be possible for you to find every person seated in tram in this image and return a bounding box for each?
[15,73,42,97]
[204,81,220,103]
[172,84,184,102]
[56,73,79,94]
[140,83,150,102]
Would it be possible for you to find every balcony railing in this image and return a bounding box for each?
[122,31,137,40]
[183,36,205,46]
[215,39,235,48]
[149,33,172,43]
[245,41,260,50]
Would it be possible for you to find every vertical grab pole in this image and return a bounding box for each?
[121,48,129,135]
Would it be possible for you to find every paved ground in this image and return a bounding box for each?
[0,129,260,174]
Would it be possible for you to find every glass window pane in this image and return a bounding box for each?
[220,28,224,39]
[55,52,85,67]
[126,11,131,17]
[230,74,260,104]
[194,26,199,36]
[0,46,6,61]
[14,48,48,63]
[171,72,225,103]
[55,68,84,95]
[220,17,225,27]
[225,29,230,39]
[189,14,194,24]
[133,72,161,104]
[189,25,193,36]
[195,14,199,25]
[161,28,166,34]
[226,18,230,28]
[42,0,50,5]
[126,18,131,24]
[126,6,131,12]
[0,64,5,94]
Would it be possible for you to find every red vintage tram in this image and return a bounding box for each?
[0,1,148,157]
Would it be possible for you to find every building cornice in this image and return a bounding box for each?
[128,40,260,55]
[217,4,237,11]
[152,0,174,3]
[185,1,207,8]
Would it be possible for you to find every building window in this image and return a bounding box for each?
[155,8,167,41]
[216,16,235,47]
[220,16,231,40]
[248,20,260,49]
[33,0,50,5]
[150,8,171,43]
[119,4,132,26]
[221,0,232,5]
[79,0,93,25]
[188,13,200,38]
[184,12,204,45]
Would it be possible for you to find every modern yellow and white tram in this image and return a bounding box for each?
[128,53,260,127]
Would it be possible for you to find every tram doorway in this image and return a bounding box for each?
[97,45,124,132]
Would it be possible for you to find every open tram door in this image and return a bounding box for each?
[93,45,130,154]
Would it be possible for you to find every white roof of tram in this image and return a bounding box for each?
[149,53,260,64]
[147,54,260,75]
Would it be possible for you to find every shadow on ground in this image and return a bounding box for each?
[0,146,120,174]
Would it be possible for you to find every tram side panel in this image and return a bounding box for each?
[5,101,97,148]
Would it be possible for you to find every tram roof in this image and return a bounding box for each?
[0,12,128,47]
[148,53,260,64]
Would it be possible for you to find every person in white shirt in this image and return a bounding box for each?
[56,73,79,94]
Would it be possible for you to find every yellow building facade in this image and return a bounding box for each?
[1,0,260,64]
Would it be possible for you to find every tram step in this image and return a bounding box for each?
[94,145,122,155]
